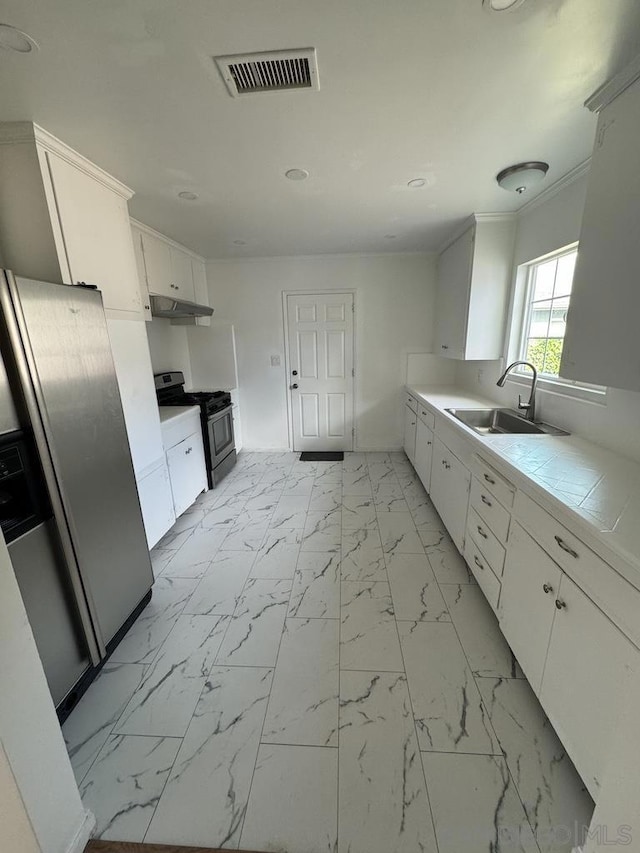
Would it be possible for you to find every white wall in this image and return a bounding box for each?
[145,318,193,387]
[187,321,239,391]
[0,534,92,853]
[455,172,640,463]
[206,253,436,451]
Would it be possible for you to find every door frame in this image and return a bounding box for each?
[282,289,357,452]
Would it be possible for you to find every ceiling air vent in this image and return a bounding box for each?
[214,48,319,97]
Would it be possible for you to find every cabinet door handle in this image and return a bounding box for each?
[473,555,484,570]
[542,583,553,594]
[480,494,492,507]
[185,447,192,454]
[483,473,496,485]
[291,383,299,389]
[554,535,578,559]
[555,598,567,610]
[476,525,488,539]
[441,344,449,350]
[427,441,432,446]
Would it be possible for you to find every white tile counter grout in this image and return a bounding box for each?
[407,385,640,589]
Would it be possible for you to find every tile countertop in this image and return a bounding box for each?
[158,405,200,426]
[407,385,640,591]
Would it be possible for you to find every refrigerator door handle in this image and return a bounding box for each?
[0,271,104,664]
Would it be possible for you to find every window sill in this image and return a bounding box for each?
[506,374,607,406]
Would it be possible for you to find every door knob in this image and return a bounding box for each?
[290,383,299,389]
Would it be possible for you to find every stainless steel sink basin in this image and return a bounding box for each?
[445,408,569,436]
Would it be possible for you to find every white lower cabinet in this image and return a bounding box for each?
[429,437,470,553]
[166,431,207,517]
[414,419,433,491]
[136,459,176,549]
[499,523,562,693]
[403,404,417,464]
[539,574,638,796]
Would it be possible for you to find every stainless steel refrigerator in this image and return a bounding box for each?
[0,271,154,716]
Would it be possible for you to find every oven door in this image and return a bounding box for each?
[207,406,235,466]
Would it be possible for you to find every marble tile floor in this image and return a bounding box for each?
[64,450,594,853]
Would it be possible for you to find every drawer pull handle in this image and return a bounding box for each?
[441,344,449,350]
[477,525,488,539]
[427,441,432,446]
[185,447,193,454]
[543,583,553,594]
[554,535,578,559]
[473,555,484,570]
[481,494,492,507]
[483,473,496,485]
[555,598,567,610]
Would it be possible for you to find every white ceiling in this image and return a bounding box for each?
[1,0,639,258]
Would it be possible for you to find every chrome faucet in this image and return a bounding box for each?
[496,361,538,422]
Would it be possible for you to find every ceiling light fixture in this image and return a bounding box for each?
[496,161,549,195]
[0,23,39,53]
[407,178,426,188]
[177,191,199,201]
[285,168,309,181]
[482,0,526,11]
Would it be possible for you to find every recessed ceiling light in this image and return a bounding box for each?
[0,23,39,53]
[285,168,309,181]
[483,0,526,11]
[178,191,199,201]
[384,234,397,240]
[496,161,549,194]
[233,240,246,245]
[407,178,426,188]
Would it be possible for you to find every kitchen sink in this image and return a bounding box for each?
[445,408,570,436]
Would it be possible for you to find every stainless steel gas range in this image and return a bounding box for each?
[154,371,236,488]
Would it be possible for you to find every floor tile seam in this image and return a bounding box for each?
[424,539,511,767]
[237,555,298,847]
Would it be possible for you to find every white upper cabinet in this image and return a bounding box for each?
[0,122,142,319]
[139,230,173,298]
[130,225,152,321]
[435,214,515,360]
[561,68,640,391]
[132,220,207,321]
[191,257,211,326]
[169,246,196,303]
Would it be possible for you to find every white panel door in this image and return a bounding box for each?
[287,292,354,451]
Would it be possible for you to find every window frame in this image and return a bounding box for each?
[505,243,607,406]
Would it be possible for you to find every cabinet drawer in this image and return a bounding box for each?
[514,491,640,649]
[405,393,417,413]
[467,506,506,575]
[416,404,435,430]
[465,536,501,612]
[161,409,201,452]
[472,454,515,508]
[469,477,510,542]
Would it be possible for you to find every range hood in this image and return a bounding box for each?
[150,294,214,319]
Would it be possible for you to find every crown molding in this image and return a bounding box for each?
[0,121,133,199]
[438,212,516,254]
[516,158,591,216]
[130,217,206,262]
[585,53,640,113]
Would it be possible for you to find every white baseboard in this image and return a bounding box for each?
[65,809,96,853]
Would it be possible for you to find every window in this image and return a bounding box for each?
[509,244,606,403]
[520,247,577,377]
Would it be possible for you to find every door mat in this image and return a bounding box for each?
[299,451,344,462]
